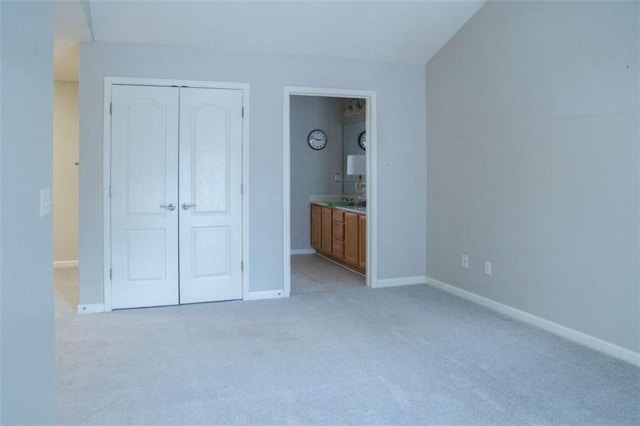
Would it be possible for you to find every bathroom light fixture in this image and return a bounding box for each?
[347,154,366,207]
[344,98,365,117]
[347,154,366,177]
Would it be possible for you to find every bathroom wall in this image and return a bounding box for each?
[290,95,344,251]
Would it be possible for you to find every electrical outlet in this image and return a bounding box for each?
[461,254,469,269]
[484,261,492,276]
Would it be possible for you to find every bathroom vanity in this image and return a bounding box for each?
[311,202,366,274]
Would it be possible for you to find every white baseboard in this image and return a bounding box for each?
[425,277,640,367]
[245,290,284,301]
[54,260,79,268]
[375,276,426,288]
[291,249,316,255]
[77,304,105,314]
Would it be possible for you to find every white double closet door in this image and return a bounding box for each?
[110,84,243,309]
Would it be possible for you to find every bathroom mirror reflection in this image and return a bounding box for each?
[342,121,366,196]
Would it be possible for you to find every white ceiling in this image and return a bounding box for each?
[54,0,485,81]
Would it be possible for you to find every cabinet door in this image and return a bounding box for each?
[332,210,344,259]
[344,212,359,266]
[358,215,367,270]
[311,204,321,249]
[321,207,333,254]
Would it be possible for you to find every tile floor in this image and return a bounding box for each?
[291,254,365,294]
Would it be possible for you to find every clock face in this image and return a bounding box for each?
[307,129,327,150]
[358,131,367,150]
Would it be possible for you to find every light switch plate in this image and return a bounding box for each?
[40,188,52,217]
[484,261,492,275]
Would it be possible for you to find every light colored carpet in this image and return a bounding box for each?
[55,267,639,425]
[291,254,365,295]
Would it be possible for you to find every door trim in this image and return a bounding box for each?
[102,77,250,311]
[283,86,378,296]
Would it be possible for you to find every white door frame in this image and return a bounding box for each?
[102,77,250,312]
[283,86,378,296]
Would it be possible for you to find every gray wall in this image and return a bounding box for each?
[79,41,427,303]
[0,1,57,423]
[426,1,639,352]
[0,5,3,420]
[290,96,344,251]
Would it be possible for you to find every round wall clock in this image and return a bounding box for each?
[358,131,367,150]
[307,129,327,150]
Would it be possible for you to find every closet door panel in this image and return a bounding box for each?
[192,227,230,277]
[192,104,229,213]
[179,87,243,304]
[110,85,180,309]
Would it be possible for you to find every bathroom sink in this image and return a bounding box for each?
[338,206,366,213]
[319,201,355,207]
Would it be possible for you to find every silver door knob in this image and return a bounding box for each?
[182,203,196,211]
[160,203,176,211]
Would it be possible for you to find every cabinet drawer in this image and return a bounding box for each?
[332,209,344,221]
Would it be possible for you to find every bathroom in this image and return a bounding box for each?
[289,95,367,294]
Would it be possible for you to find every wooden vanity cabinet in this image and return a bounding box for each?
[311,204,321,249]
[310,203,366,274]
[332,209,345,260]
[358,215,367,270]
[320,207,332,254]
[344,212,359,267]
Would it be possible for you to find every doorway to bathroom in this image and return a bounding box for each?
[283,87,377,296]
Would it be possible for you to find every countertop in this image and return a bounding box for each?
[312,202,367,215]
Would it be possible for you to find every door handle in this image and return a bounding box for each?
[160,203,176,211]
[182,203,196,211]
